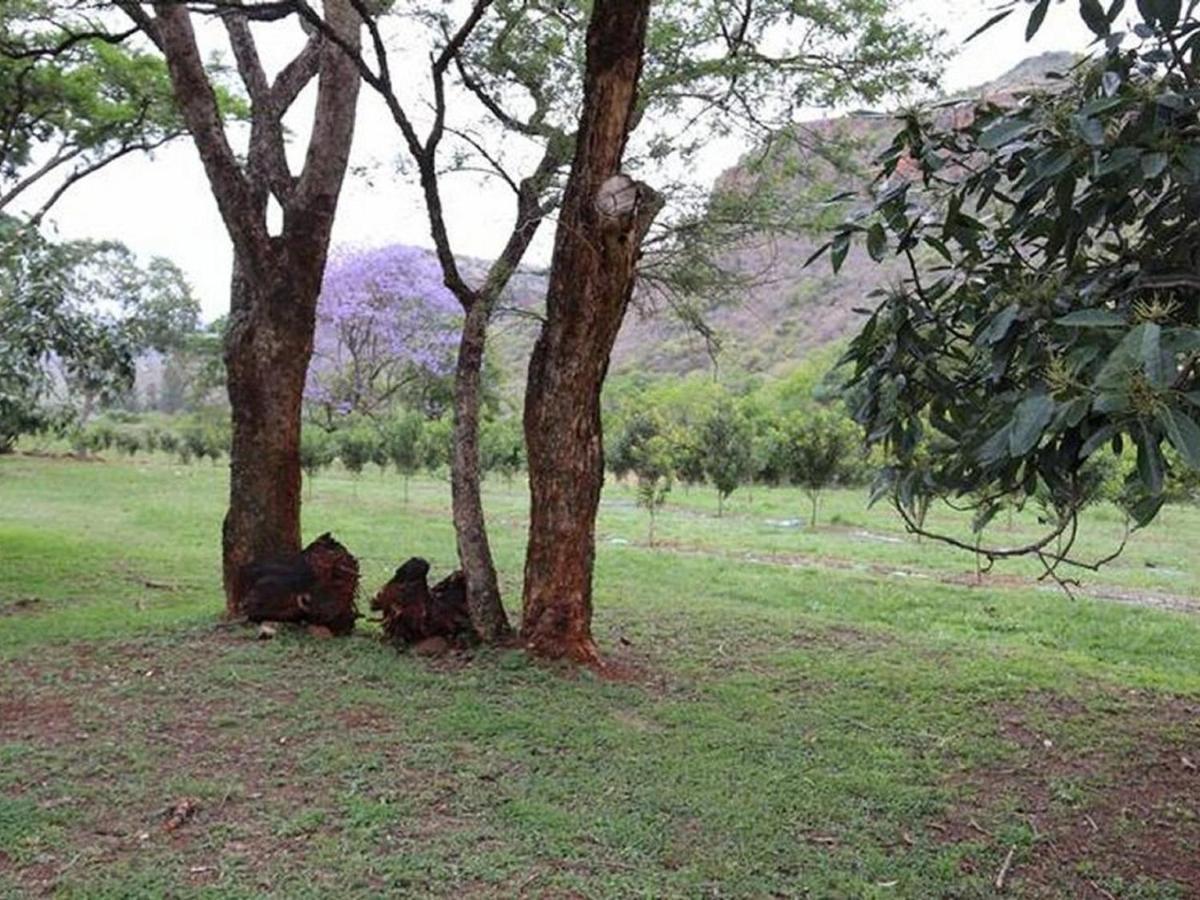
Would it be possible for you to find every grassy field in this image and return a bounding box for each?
[1,453,1198,898]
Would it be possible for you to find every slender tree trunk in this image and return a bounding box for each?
[451,299,511,641]
[520,0,661,663]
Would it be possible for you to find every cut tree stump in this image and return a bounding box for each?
[372,557,474,649]
[240,533,360,635]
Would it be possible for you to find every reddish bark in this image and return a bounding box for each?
[241,532,360,635]
[372,558,474,647]
[520,0,661,663]
[125,2,362,615]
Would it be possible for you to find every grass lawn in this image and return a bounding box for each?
[0,453,1197,898]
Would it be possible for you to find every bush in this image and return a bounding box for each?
[336,426,378,477]
[113,429,142,457]
[300,428,336,480]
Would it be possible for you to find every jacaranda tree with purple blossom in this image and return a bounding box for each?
[305,244,459,429]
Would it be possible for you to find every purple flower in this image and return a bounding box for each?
[305,244,461,417]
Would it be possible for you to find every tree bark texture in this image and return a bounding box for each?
[141,1,361,615]
[520,0,661,663]
[450,299,511,641]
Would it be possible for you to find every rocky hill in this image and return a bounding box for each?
[322,53,1079,397]
[595,51,1077,380]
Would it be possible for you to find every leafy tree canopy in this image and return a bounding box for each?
[0,215,200,448]
[825,0,1200,576]
[0,1,190,218]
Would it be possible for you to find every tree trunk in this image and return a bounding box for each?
[220,259,315,615]
[520,0,660,664]
[451,299,511,641]
[137,2,361,619]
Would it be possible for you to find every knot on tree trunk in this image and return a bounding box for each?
[240,532,361,635]
[372,557,475,649]
[594,174,663,241]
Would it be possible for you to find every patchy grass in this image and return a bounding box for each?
[0,454,1197,898]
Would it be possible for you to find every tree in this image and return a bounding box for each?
[0,2,193,221]
[305,245,459,427]
[480,415,524,486]
[610,410,674,547]
[298,0,939,652]
[299,426,335,492]
[700,402,753,516]
[117,1,362,615]
[335,423,376,479]
[381,410,424,503]
[0,220,133,450]
[829,0,1200,583]
[519,0,660,663]
[770,408,861,527]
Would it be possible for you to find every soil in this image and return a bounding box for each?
[938,690,1200,896]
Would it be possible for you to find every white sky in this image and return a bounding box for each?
[20,1,1093,322]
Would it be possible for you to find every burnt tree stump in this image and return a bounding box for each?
[240,532,360,635]
[372,557,474,648]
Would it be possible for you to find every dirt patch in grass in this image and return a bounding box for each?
[0,696,77,747]
[940,690,1200,896]
[0,596,43,616]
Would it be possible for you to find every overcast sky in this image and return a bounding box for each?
[19,1,1093,322]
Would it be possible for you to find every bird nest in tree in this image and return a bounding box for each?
[240,533,361,635]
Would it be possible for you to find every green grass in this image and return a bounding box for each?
[1,454,1198,898]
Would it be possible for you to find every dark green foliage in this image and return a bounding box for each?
[0,220,134,451]
[480,416,524,484]
[767,408,864,526]
[610,412,675,545]
[699,402,753,515]
[336,425,379,477]
[827,0,1200,565]
[417,417,453,477]
[300,428,336,480]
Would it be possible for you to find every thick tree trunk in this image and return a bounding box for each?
[220,260,316,614]
[138,2,360,619]
[451,299,511,641]
[520,0,660,663]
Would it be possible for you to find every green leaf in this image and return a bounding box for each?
[1093,146,1141,176]
[1141,151,1169,178]
[1026,0,1052,38]
[1156,0,1181,28]
[1080,0,1110,34]
[831,232,850,273]
[978,423,1011,464]
[979,117,1033,150]
[1074,116,1106,146]
[981,304,1020,345]
[1055,309,1126,327]
[1009,394,1055,456]
[1079,95,1124,117]
[1160,406,1200,468]
[1140,322,1165,385]
[1080,424,1119,459]
[1128,493,1165,527]
[1135,424,1165,494]
[966,9,1015,42]
[866,223,887,262]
